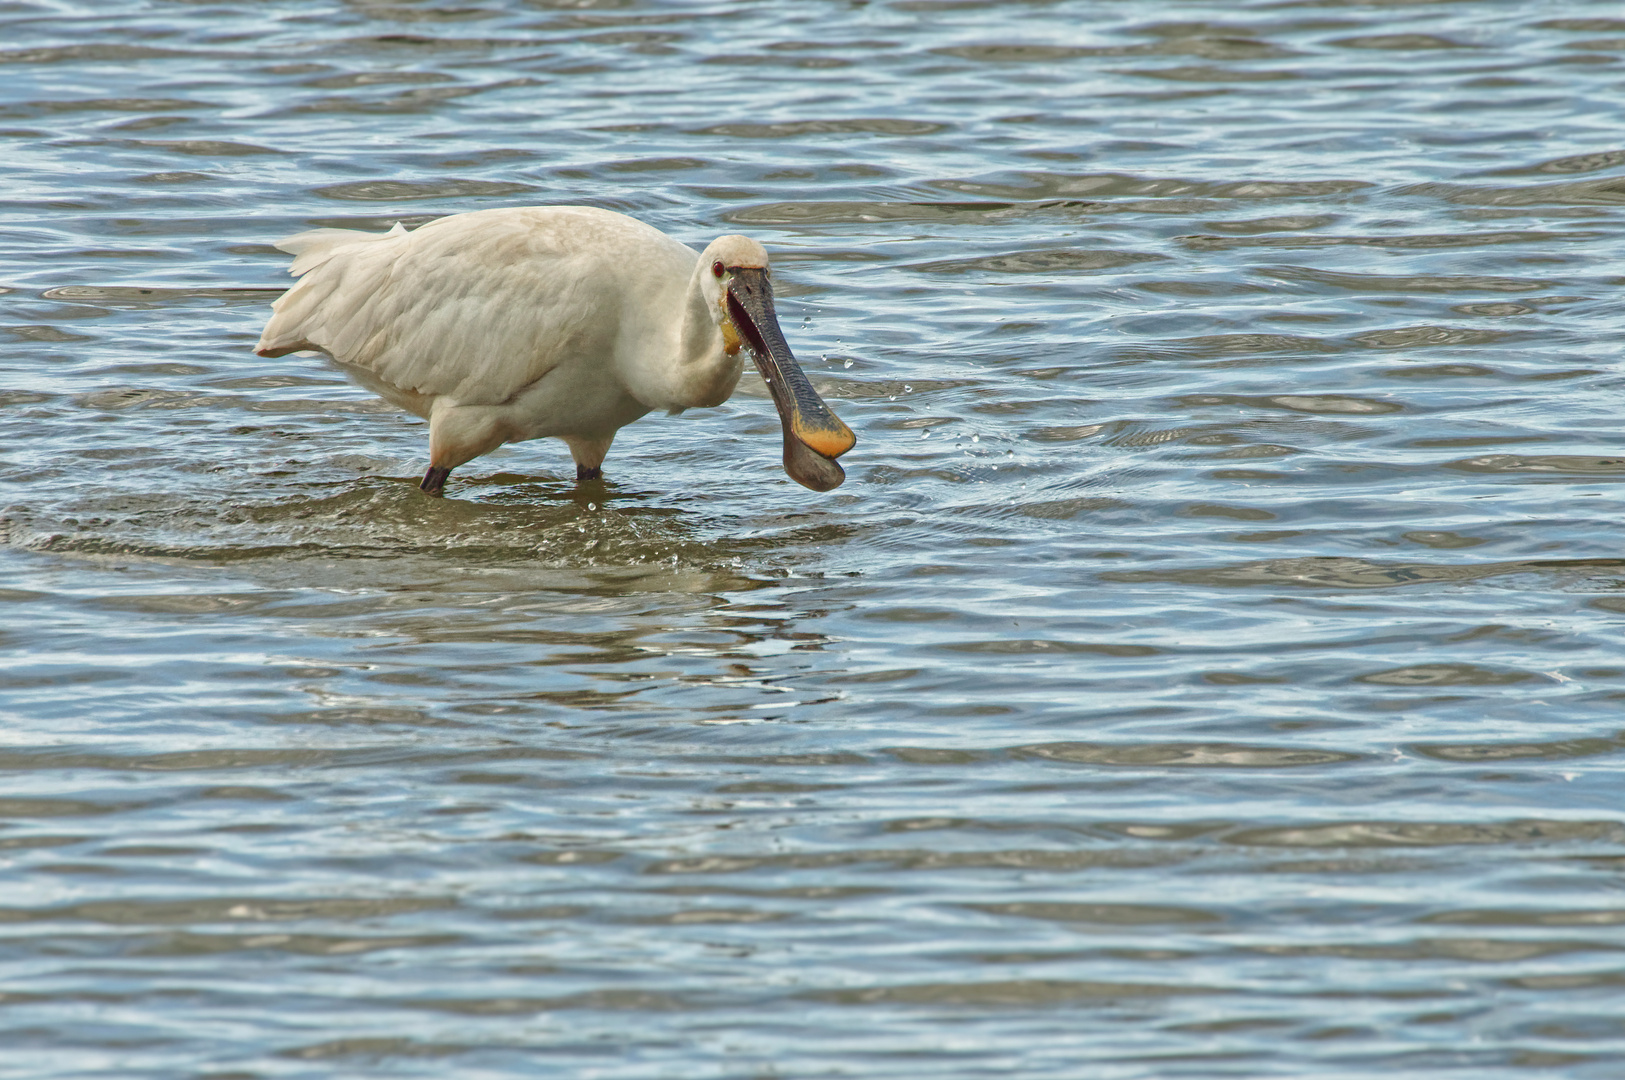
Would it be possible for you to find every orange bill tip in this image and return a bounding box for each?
[791,415,856,460]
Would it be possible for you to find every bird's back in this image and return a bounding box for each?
[256,206,698,411]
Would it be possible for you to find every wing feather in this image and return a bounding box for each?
[255,207,690,409]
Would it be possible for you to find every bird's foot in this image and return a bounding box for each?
[420,466,451,496]
[575,464,602,483]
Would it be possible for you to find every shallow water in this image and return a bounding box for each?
[5,1,1625,1076]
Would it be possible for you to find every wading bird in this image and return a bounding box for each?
[255,206,856,495]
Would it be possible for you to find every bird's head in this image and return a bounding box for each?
[699,234,856,492]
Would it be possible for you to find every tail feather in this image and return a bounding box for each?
[275,221,407,277]
[255,222,409,357]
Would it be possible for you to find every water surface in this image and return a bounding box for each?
[4,1,1625,1076]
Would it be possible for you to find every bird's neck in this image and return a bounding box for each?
[614,258,742,413]
[663,261,743,410]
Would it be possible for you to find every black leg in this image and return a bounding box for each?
[420,465,451,495]
[576,463,602,483]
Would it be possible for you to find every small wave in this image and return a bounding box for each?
[313,179,537,201]
[1100,555,1625,590]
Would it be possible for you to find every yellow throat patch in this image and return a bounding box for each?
[720,316,743,356]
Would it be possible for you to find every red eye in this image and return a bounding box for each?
[712,260,724,277]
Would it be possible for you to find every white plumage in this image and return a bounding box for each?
[256,206,854,494]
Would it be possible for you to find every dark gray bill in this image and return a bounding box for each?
[725,267,856,492]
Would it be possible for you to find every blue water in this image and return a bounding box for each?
[4,1,1625,1076]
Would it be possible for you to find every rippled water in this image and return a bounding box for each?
[5,1,1625,1076]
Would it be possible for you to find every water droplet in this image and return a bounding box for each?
[903,384,912,393]
[843,358,853,369]
[971,434,980,443]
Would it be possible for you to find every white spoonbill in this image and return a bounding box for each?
[254,205,856,495]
